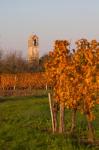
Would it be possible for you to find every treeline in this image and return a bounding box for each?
[0,49,49,73]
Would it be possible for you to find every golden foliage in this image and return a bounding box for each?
[45,39,99,121]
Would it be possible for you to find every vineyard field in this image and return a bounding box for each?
[0,96,99,150]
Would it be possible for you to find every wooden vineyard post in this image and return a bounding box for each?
[14,75,16,90]
[46,84,48,91]
[48,92,57,133]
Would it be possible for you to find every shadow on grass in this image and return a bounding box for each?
[67,132,99,150]
[0,95,48,103]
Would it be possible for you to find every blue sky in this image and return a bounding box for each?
[0,0,99,57]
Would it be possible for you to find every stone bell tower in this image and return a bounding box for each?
[28,34,39,65]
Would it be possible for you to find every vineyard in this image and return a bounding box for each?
[0,73,47,96]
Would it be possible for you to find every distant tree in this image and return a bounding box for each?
[39,54,49,71]
[2,51,28,73]
[0,49,4,73]
[0,49,3,60]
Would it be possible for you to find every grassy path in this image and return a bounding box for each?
[0,96,99,150]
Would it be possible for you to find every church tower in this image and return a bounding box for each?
[28,34,39,65]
